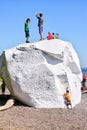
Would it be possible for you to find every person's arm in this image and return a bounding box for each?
[36,14,40,19]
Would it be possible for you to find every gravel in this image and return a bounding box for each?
[0,89,87,130]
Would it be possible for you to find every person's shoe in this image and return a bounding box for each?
[26,41,30,43]
[40,38,44,41]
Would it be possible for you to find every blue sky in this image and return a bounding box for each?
[0,0,87,67]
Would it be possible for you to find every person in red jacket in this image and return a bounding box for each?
[47,32,53,40]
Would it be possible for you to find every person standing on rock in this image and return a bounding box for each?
[36,13,44,40]
[24,18,30,43]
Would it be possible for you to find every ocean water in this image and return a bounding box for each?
[81,68,87,74]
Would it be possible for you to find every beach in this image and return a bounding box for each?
[0,89,87,130]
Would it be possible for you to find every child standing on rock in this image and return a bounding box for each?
[24,18,30,43]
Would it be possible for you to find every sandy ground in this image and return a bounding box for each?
[0,88,87,130]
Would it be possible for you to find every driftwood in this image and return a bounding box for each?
[0,98,15,111]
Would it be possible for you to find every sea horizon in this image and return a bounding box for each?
[81,67,87,74]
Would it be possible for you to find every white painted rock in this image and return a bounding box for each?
[0,39,82,108]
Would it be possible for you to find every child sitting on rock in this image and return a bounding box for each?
[47,32,53,40]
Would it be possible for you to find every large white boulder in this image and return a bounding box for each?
[0,39,82,108]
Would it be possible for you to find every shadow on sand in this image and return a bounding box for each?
[0,94,28,107]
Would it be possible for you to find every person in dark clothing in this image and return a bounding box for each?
[24,18,30,43]
[1,80,6,94]
[81,73,87,92]
[36,13,44,40]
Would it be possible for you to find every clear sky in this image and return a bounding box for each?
[0,0,87,67]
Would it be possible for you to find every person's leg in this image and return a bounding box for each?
[26,37,28,42]
[25,31,29,43]
[26,37,29,43]
[1,81,5,94]
[39,26,43,40]
[68,101,72,110]
[2,85,5,94]
[40,32,42,40]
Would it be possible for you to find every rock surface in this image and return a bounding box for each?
[0,39,82,108]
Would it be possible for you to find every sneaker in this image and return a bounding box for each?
[39,38,44,41]
[26,41,30,43]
